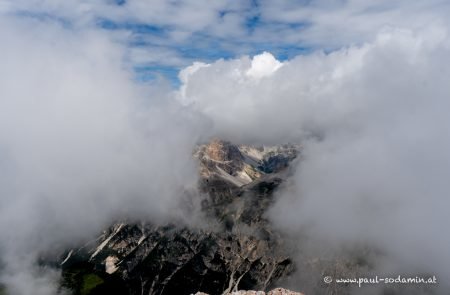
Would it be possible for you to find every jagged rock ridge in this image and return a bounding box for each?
[58,139,301,295]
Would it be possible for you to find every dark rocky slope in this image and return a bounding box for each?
[58,140,300,295]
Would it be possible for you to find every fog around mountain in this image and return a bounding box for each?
[179,26,450,292]
[1,4,450,295]
[0,17,210,295]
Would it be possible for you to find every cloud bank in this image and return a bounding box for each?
[2,2,450,294]
[179,25,450,292]
[0,16,208,294]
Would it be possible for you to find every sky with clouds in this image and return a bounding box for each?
[2,0,450,83]
[2,1,450,294]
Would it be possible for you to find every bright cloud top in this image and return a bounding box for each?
[246,52,283,79]
[179,24,450,291]
[2,0,450,81]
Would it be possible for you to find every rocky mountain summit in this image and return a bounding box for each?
[58,139,302,295]
[196,139,298,187]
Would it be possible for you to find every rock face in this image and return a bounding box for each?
[196,139,299,187]
[195,288,304,295]
[59,140,301,295]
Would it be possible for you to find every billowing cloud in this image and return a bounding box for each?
[179,24,450,292]
[2,1,450,295]
[0,16,208,294]
[246,52,283,79]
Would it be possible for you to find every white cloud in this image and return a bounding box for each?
[258,0,450,48]
[2,1,450,294]
[178,24,450,291]
[3,0,450,65]
[246,52,283,79]
[0,15,207,294]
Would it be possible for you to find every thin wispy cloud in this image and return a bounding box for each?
[5,0,449,83]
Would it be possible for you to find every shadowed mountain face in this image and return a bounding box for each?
[58,140,300,295]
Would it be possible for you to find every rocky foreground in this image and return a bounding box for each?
[52,139,429,295]
[195,287,304,295]
[57,139,302,295]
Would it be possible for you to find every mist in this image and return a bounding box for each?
[1,4,450,295]
[0,16,208,294]
[179,25,450,293]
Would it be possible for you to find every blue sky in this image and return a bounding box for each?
[94,1,312,84]
[3,0,450,86]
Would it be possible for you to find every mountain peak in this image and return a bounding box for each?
[197,139,299,187]
[57,139,301,295]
